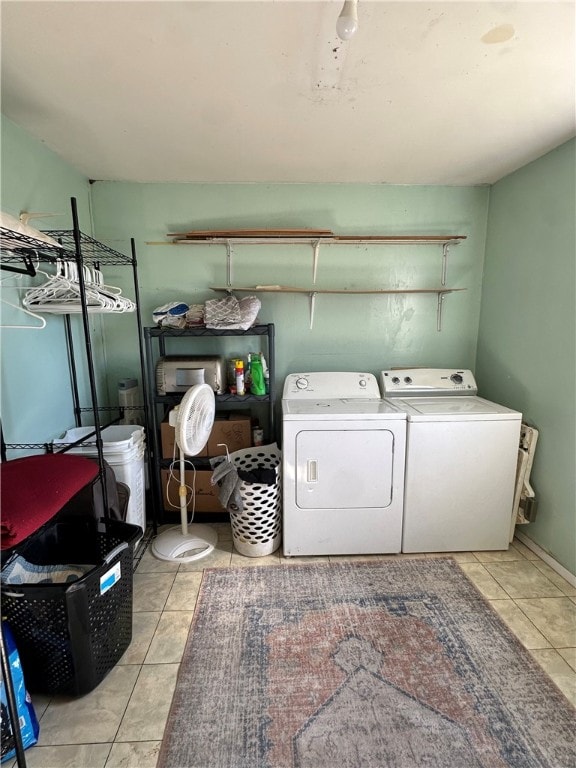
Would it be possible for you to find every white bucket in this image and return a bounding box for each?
[53,426,146,533]
[103,449,146,533]
[53,426,144,456]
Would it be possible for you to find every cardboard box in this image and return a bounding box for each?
[160,413,251,459]
[207,414,252,456]
[161,469,225,513]
[160,417,208,459]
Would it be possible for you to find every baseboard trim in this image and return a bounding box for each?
[515,531,576,587]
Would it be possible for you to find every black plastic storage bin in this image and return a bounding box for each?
[1,517,141,697]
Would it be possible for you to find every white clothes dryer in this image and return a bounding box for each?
[282,372,406,557]
[380,368,522,553]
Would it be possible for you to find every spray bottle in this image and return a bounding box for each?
[235,359,245,396]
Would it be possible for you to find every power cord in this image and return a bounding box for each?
[165,444,198,524]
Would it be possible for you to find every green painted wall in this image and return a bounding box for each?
[476,139,576,574]
[90,182,489,401]
[1,116,94,452]
[4,112,572,575]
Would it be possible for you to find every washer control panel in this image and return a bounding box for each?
[380,368,477,397]
[283,372,380,399]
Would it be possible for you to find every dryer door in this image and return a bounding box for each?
[295,428,394,509]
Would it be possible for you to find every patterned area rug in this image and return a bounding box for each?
[158,559,575,768]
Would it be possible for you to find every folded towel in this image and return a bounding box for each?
[204,296,241,327]
[205,296,260,330]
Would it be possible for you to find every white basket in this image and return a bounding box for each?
[105,450,146,534]
[53,426,145,461]
[228,443,281,558]
[53,426,146,534]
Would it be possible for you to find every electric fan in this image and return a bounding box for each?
[151,383,219,562]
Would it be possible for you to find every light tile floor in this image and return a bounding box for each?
[9,526,576,768]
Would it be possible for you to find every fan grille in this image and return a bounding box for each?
[175,384,215,456]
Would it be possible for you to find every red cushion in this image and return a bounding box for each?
[1,454,99,549]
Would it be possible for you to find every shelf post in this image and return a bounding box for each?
[437,292,446,332]
[309,291,317,330]
[225,240,233,287]
[312,240,321,284]
[441,243,450,286]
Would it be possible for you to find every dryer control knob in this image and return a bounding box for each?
[392,377,400,384]
[295,377,308,390]
[404,376,413,384]
[359,379,367,388]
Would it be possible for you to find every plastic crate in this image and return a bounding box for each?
[0,517,141,697]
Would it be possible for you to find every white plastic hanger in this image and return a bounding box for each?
[0,297,46,329]
[23,258,135,314]
[0,262,46,329]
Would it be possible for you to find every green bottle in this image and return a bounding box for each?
[249,354,266,395]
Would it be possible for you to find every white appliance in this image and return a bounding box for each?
[155,356,226,395]
[380,368,522,553]
[282,372,406,556]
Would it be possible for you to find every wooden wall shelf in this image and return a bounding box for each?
[210,286,466,330]
[148,230,468,330]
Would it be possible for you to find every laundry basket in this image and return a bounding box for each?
[228,443,281,557]
[1,516,140,697]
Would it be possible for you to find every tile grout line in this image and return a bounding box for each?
[19,527,575,766]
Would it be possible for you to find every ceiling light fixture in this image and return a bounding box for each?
[336,0,359,41]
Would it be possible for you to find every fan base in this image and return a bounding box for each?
[151,524,218,563]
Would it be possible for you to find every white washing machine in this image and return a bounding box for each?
[282,372,406,557]
[380,368,522,553]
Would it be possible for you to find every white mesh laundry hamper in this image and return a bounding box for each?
[228,443,281,557]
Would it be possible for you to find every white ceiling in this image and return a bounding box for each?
[1,1,574,185]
